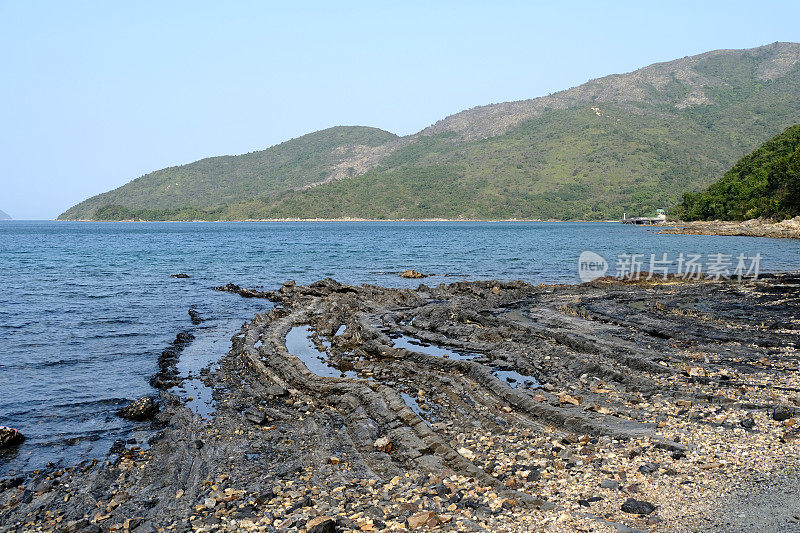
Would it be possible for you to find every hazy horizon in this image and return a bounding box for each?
[2,1,800,219]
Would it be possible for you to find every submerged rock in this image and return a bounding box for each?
[0,426,24,448]
[170,273,190,278]
[118,397,160,421]
[188,308,203,325]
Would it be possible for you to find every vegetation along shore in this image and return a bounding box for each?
[660,217,800,239]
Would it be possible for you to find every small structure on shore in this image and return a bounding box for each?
[621,208,666,225]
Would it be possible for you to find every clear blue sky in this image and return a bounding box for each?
[1,1,799,219]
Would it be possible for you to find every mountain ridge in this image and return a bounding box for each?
[0,210,11,220]
[60,42,800,221]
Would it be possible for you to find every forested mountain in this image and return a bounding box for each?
[675,123,800,221]
[60,42,800,221]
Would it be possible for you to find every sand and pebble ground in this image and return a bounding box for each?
[1,273,799,532]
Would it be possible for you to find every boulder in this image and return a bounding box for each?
[118,397,160,421]
[0,426,24,448]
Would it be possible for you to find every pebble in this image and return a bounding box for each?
[621,498,656,515]
[600,479,620,490]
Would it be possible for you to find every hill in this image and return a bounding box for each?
[0,210,11,220]
[59,127,399,220]
[674,123,800,221]
[59,42,800,221]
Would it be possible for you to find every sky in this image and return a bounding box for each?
[1,1,799,219]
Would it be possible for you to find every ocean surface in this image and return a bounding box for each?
[1,220,799,476]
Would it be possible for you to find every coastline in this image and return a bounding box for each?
[658,217,800,239]
[2,274,799,531]
[56,218,621,223]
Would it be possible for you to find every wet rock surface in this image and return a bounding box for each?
[117,397,160,422]
[400,269,428,279]
[149,331,195,389]
[2,274,799,531]
[0,428,24,450]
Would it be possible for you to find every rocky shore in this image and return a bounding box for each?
[659,217,800,239]
[2,274,799,532]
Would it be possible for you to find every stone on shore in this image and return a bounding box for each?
[307,515,337,533]
[407,510,436,529]
[118,397,160,421]
[621,498,656,515]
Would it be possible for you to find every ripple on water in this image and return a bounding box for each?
[2,220,797,475]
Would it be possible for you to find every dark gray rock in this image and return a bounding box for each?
[0,476,23,491]
[0,426,24,448]
[773,406,795,422]
[118,397,160,421]
[600,479,620,490]
[621,498,656,515]
[638,462,659,474]
[265,384,288,397]
[244,407,268,425]
[188,309,203,324]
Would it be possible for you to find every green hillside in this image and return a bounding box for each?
[59,126,398,220]
[59,42,800,221]
[674,124,800,221]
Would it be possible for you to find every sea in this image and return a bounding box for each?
[1,220,799,476]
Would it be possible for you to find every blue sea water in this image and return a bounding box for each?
[1,220,799,476]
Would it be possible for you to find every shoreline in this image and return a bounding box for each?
[658,217,800,239]
[2,274,799,531]
[56,218,621,223]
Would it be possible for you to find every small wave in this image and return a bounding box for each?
[49,397,131,410]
